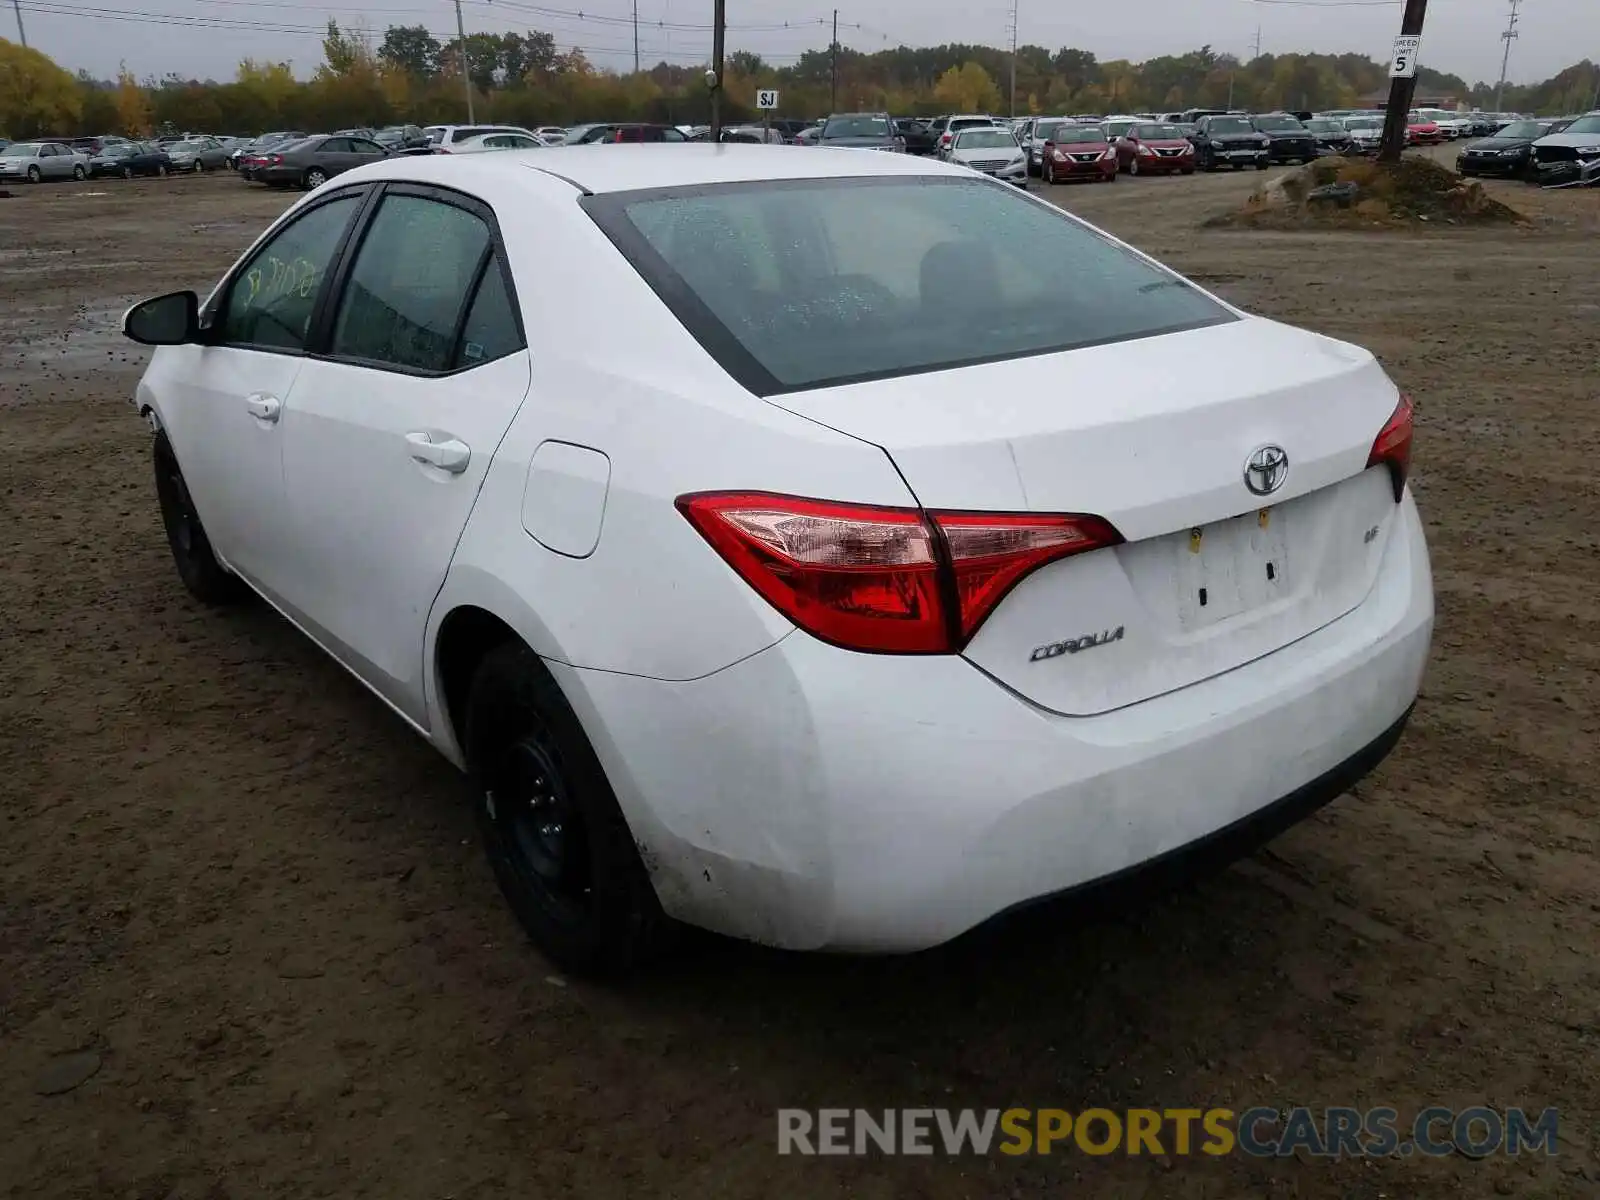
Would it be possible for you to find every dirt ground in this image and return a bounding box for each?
[2,151,1597,1200]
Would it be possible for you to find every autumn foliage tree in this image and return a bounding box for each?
[0,38,83,136]
[25,31,1595,140]
[114,65,152,136]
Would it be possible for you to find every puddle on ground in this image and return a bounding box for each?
[0,297,151,382]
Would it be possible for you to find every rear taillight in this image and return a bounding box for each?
[433,146,451,153]
[266,153,282,165]
[1367,392,1414,501]
[676,492,1121,654]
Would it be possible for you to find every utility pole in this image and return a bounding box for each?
[1378,0,1428,163]
[829,9,839,113]
[11,0,26,47]
[1006,0,1018,118]
[709,0,726,140]
[1494,0,1520,113]
[1251,26,1262,60]
[632,0,640,73]
[453,0,475,123]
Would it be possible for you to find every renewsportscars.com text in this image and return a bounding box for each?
[777,1106,1559,1158]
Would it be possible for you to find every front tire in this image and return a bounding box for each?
[122,165,134,180]
[192,159,204,173]
[152,430,246,606]
[26,165,40,183]
[1043,157,1055,185]
[1129,157,1141,176]
[157,163,168,177]
[466,642,673,977]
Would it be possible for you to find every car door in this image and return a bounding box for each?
[348,137,388,167]
[162,189,370,597]
[39,144,64,179]
[312,137,353,175]
[276,184,531,724]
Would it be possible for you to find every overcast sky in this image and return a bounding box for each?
[14,0,1597,88]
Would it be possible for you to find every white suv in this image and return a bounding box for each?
[122,147,1432,975]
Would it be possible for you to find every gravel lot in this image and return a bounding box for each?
[2,154,1597,1199]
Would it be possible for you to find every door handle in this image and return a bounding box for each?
[405,431,471,474]
[244,392,281,422]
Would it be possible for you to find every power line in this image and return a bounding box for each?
[1244,0,1399,7]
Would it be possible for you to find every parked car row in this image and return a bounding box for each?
[1458,112,1600,186]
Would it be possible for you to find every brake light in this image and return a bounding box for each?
[266,153,283,165]
[433,146,451,154]
[676,492,1122,653]
[1367,392,1414,501]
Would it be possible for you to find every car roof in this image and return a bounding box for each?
[342,144,966,195]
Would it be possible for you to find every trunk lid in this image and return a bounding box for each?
[770,317,1404,715]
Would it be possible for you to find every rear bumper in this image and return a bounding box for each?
[557,492,1434,952]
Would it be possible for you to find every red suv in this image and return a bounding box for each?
[1041,125,1118,184]
[1116,122,1197,175]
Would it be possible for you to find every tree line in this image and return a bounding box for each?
[1,31,1596,140]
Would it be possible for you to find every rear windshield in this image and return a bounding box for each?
[954,129,1016,149]
[583,176,1233,396]
[823,115,890,138]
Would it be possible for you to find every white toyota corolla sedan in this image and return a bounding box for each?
[123,146,1432,974]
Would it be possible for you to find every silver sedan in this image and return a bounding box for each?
[0,141,88,183]
[165,137,231,172]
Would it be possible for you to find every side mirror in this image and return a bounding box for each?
[124,290,199,346]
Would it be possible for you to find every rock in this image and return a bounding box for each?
[36,1049,102,1095]
[1307,181,1360,208]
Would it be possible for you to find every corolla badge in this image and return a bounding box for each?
[1243,445,1289,496]
[1030,626,1125,662]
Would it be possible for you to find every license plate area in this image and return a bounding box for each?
[1174,507,1290,631]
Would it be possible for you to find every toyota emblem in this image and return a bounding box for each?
[1243,445,1289,496]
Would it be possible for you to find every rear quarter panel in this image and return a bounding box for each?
[427,164,917,690]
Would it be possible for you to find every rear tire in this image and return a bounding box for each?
[122,165,134,180]
[1043,158,1055,185]
[303,167,327,189]
[72,164,86,180]
[152,429,246,606]
[1256,161,1270,171]
[466,642,674,977]
[192,159,204,173]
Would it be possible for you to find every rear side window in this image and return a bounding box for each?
[217,193,361,350]
[457,262,522,366]
[329,193,517,373]
[584,176,1232,395]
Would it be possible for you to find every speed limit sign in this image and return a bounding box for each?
[1389,35,1421,78]
[756,89,779,110]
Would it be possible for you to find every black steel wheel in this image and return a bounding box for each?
[466,642,674,976]
[152,429,246,605]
